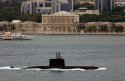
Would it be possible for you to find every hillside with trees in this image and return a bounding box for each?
[0,0,125,23]
[0,0,42,22]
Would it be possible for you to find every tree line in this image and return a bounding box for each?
[0,0,42,22]
[80,14,125,23]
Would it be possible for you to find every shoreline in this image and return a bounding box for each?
[0,32,125,36]
[23,33,125,36]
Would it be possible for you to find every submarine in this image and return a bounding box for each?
[23,52,98,70]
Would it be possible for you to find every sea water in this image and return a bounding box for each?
[0,35,125,81]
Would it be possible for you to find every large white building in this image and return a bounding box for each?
[41,11,79,34]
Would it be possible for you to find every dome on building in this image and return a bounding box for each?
[12,20,22,24]
[52,11,74,16]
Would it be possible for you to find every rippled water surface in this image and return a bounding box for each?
[0,35,125,81]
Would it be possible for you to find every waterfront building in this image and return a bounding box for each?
[0,21,12,33]
[0,20,125,34]
[21,0,73,14]
[20,21,42,34]
[85,22,125,33]
[0,21,42,34]
[41,11,79,34]
[0,21,10,27]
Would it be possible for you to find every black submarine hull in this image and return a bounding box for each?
[23,66,98,70]
[22,53,99,70]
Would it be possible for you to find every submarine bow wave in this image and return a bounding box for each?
[0,66,106,71]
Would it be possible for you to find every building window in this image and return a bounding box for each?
[55,27,57,31]
[38,9,41,14]
[59,27,61,31]
[35,3,37,7]
[45,3,51,7]
[40,4,43,7]
[63,27,66,31]
[44,27,46,31]
[52,27,54,31]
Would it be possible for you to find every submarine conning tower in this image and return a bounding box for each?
[49,52,65,66]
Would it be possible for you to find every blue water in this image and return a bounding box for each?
[0,35,125,81]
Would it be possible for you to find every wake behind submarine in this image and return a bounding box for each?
[23,52,98,70]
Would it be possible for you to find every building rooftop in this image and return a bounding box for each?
[26,0,68,3]
[52,11,74,16]
[78,7,88,10]
[0,21,9,24]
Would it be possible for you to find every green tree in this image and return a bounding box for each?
[86,26,97,32]
[80,14,100,22]
[99,25,108,32]
[35,14,42,23]
[112,6,125,15]
[114,26,124,32]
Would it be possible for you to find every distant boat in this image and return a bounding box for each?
[0,32,33,40]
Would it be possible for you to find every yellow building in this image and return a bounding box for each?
[41,11,79,34]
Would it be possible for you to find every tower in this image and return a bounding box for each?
[49,52,65,67]
[95,0,115,13]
